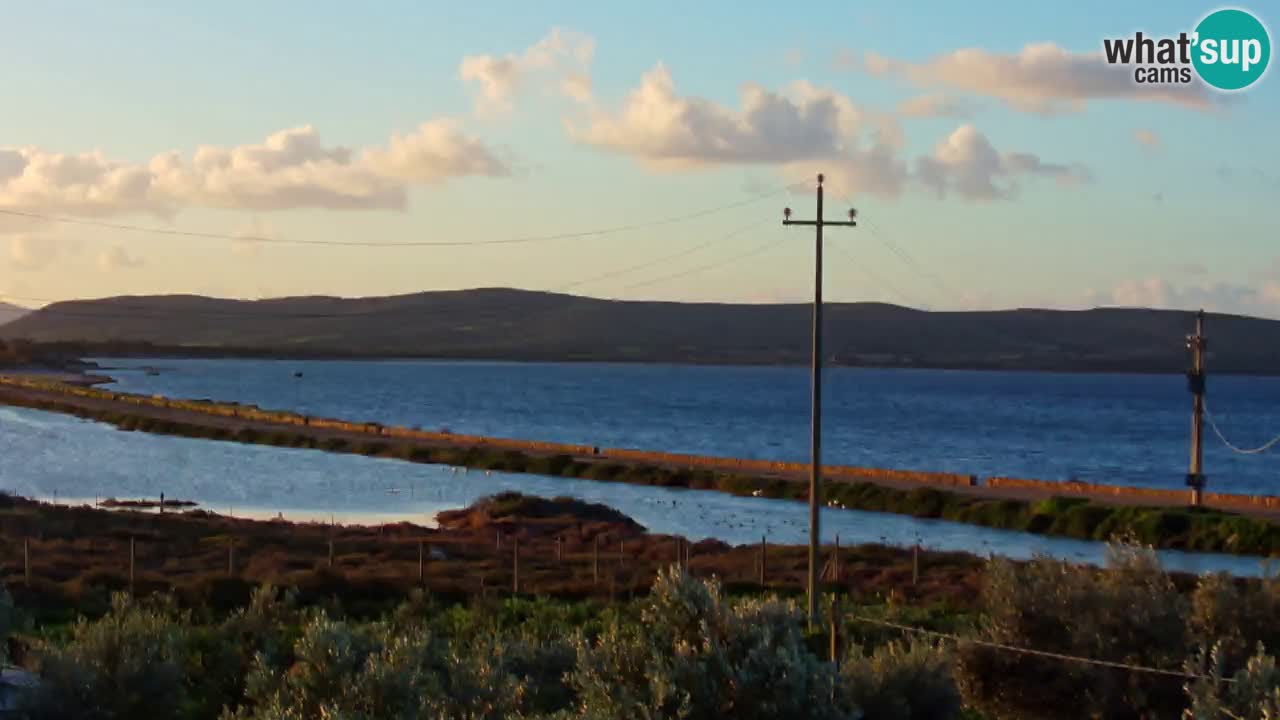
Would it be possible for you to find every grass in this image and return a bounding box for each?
[4,387,1280,556]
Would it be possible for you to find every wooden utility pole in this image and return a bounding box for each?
[1186,310,1207,506]
[783,173,857,629]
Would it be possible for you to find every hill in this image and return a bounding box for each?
[0,288,1276,373]
[0,301,28,326]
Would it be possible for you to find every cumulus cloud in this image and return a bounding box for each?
[571,64,912,198]
[859,43,1215,115]
[896,93,973,118]
[574,65,869,165]
[8,235,58,270]
[459,28,595,114]
[1135,128,1161,150]
[915,125,1090,201]
[0,122,508,226]
[572,66,1087,202]
[1086,274,1280,319]
[97,246,143,271]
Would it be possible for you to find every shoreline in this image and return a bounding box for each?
[2,377,1280,556]
[69,350,1280,378]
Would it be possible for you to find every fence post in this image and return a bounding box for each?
[834,535,840,584]
[23,538,30,587]
[512,537,520,595]
[129,537,136,595]
[759,536,766,587]
[418,540,425,583]
[593,535,600,583]
[328,539,334,569]
[496,530,502,551]
[912,544,920,586]
[684,538,691,570]
[674,537,682,569]
[555,536,562,565]
[228,537,235,576]
[830,594,841,667]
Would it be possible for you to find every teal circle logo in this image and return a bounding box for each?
[1192,8,1271,90]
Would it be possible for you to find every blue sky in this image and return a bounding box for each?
[1,1,1277,316]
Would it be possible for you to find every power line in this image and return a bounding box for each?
[823,187,968,307]
[0,222,774,323]
[826,238,926,310]
[845,613,1232,684]
[561,219,765,292]
[1204,400,1280,455]
[619,225,779,292]
[0,183,798,249]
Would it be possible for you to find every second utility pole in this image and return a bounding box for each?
[783,173,856,630]
[1186,309,1207,506]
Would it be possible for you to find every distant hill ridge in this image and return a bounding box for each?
[0,302,28,327]
[2,288,1277,373]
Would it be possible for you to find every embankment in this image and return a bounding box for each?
[2,377,1279,556]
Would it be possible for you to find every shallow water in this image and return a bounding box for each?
[2,405,1272,577]
[98,358,1280,496]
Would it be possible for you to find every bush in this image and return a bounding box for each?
[27,594,190,720]
[841,640,961,720]
[229,612,529,720]
[955,543,1189,719]
[1183,643,1280,720]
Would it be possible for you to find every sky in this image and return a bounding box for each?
[1,0,1278,317]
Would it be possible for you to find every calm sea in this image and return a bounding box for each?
[99,358,1280,495]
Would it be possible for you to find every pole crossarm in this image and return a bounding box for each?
[782,220,857,227]
[780,172,857,631]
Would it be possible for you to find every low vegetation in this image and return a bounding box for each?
[0,493,983,628]
[3,543,1280,719]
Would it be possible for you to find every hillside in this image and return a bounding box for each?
[0,301,28,326]
[1,288,1277,373]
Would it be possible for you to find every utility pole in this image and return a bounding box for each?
[1186,309,1207,506]
[783,173,857,629]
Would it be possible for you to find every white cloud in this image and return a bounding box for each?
[459,28,596,114]
[8,235,58,270]
[0,122,509,227]
[859,43,1215,115]
[360,120,511,184]
[572,65,1081,203]
[572,64,909,200]
[896,93,973,118]
[1135,128,1161,150]
[1086,274,1280,319]
[97,245,143,271]
[574,65,867,166]
[915,125,1090,201]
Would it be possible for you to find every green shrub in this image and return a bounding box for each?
[27,594,190,720]
[841,640,961,720]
